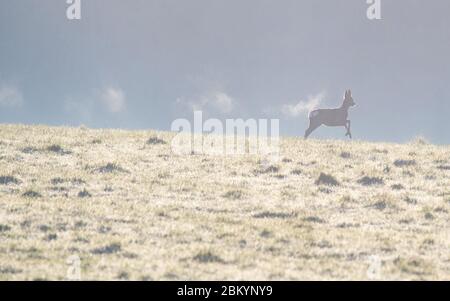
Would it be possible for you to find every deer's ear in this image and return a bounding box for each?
[344,90,348,98]
[348,89,352,96]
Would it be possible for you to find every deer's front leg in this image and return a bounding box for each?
[345,120,352,139]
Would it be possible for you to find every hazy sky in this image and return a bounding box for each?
[1,0,449,143]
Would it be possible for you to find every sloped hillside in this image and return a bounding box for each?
[0,124,449,280]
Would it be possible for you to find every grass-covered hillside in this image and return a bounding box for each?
[0,124,449,280]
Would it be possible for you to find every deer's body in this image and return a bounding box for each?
[304,90,355,139]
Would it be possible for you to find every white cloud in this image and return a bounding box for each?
[0,84,23,107]
[176,91,234,114]
[63,86,126,122]
[100,87,126,113]
[281,92,325,117]
[212,92,233,113]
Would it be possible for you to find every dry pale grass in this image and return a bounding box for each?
[0,124,449,280]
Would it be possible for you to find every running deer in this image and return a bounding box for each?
[304,90,356,139]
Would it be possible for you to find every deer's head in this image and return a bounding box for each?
[343,90,356,107]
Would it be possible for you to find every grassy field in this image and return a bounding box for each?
[0,124,449,280]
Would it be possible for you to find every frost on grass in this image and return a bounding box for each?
[78,189,92,198]
[315,173,340,186]
[391,184,405,190]
[0,266,22,275]
[222,190,244,200]
[0,176,20,185]
[51,177,85,185]
[254,165,279,175]
[394,159,416,168]
[0,224,12,232]
[21,147,38,154]
[193,251,225,264]
[22,190,42,198]
[340,152,351,159]
[303,216,326,224]
[357,176,384,186]
[91,243,121,255]
[290,169,302,175]
[45,144,71,155]
[372,201,387,210]
[96,163,128,173]
[1,124,449,280]
[147,136,167,145]
[253,211,297,219]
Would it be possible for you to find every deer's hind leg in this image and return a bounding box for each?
[305,120,321,139]
[345,120,352,139]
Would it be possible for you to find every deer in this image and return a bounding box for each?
[304,90,356,139]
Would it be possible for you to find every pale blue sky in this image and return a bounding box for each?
[1,0,449,143]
